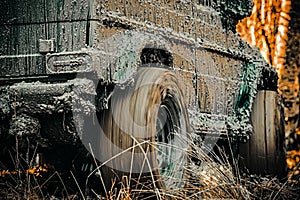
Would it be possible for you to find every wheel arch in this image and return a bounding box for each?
[99,30,174,84]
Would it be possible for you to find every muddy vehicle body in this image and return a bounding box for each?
[0,0,285,194]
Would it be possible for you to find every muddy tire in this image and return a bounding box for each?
[240,90,287,177]
[98,67,190,191]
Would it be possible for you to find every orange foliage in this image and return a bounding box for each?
[236,0,300,169]
[0,164,48,177]
[236,0,291,75]
[286,150,300,169]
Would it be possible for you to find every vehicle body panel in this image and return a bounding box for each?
[0,0,267,144]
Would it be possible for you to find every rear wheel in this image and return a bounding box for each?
[98,67,190,191]
[240,90,287,177]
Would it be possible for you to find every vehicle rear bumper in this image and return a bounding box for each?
[0,77,96,144]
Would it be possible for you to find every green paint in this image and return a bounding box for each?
[227,61,261,143]
[235,63,257,111]
[113,51,137,82]
[160,163,174,176]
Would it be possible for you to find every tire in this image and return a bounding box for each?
[239,90,287,177]
[98,67,190,191]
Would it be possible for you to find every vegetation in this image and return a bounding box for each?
[0,136,299,199]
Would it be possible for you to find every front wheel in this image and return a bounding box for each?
[98,67,190,191]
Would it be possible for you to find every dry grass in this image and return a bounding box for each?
[93,135,300,200]
[1,135,299,200]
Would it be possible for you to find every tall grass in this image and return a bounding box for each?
[96,132,299,200]
[1,133,299,199]
[97,134,250,199]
